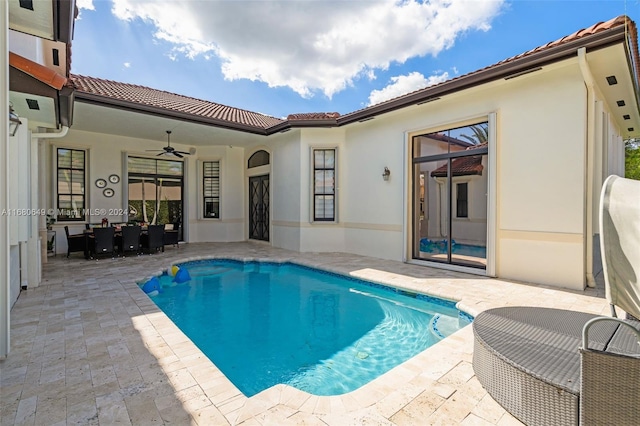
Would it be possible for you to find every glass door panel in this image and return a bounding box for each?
[413,159,450,263]
[450,155,488,267]
[128,177,157,225]
[158,178,183,239]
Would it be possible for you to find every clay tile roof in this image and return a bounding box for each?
[286,112,340,120]
[493,15,628,66]
[342,15,637,120]
[71,74,284,129]
[430,153,484,178]
[9,52,67,90]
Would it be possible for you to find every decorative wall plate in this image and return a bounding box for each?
[108,174,120,184]
[103,188,114,198]
[95,178,107,188]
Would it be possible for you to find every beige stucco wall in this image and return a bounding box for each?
[494,64,587,289]
[266,130,304,251]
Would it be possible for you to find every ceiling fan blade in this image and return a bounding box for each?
[173,152,184,158]
[156,152,165,156]
[175,150,190,155]
[146,149,164,152]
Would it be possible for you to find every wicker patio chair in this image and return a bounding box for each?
[119,225,141,256]
[141,224,165,254]
[64,225,85,258]
[91,227,115,259]
[578,175,640,425]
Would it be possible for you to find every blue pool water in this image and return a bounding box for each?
[141,259,472,396]
[420,239,486,258]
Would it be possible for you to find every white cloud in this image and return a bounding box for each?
[123,62,131,68]
[367,71,449,106]
[110,0,504,98]
[75,0,94,19]
[76,0,95,10]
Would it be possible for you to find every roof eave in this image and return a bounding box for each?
[338,24,630,126]
[10,65,74,127]
[255,118,340,135]
[75,92,270,136]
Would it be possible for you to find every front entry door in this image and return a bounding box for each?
[249,175,269,241]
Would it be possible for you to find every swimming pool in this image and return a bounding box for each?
[141,259,472,397]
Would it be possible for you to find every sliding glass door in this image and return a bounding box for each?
[128,157,183,239]
[412,122,488,268]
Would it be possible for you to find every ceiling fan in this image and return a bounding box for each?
[147,130,190,158]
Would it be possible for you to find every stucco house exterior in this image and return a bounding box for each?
[4,6,639,354]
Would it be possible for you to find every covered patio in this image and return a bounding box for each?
[0,243,608,425]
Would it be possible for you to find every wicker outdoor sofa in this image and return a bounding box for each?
[472,176,640,426]
[473,307,640,425]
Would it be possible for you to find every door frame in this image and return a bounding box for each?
[403,112,497,276]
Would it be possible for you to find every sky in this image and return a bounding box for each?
[71,0,640,119]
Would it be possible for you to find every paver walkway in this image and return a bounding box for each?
[1,242,608,425]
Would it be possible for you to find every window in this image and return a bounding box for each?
[456,182,468,218]
[203,161,220,218]
[57,148,85,220]
[248,150,269,168]
[313,149,335,221]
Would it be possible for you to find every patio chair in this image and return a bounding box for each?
[91,227,115,259]
[64,226,85,258]
[472,175,640,426]
[579,174,640,424]
[118,225,141,256]
[141,224,165,254]
[163,222,180,248]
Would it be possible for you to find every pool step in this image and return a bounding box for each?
[429,314,460,340]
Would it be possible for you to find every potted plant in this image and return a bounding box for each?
[46,214,56,255]
[46,214,56,230]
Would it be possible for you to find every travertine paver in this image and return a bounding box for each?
[1,242,609,425]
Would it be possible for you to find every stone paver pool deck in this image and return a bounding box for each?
[1,242,608,425]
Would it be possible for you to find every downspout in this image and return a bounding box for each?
[31,125,69,139]
[31,126,69,263]
[578,48,596,288]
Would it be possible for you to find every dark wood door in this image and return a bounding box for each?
[249,175,269,241]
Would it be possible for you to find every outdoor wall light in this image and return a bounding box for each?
[9,105,22,137]
[382,166,391,181]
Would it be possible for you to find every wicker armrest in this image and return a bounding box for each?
[580,317,640,425]
[581,316,640,355]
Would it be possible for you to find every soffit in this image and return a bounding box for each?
[10,92,57,129]
[585,44,640,138]
[9,52,72,128]
[9,0,55,40]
